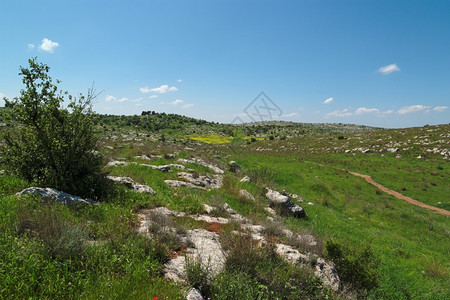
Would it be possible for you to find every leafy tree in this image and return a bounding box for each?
[1,58,110,200]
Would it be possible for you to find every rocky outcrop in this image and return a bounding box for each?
[178,172,222,189]
[266,189,306,218]
[164,180,207,190]
[107,176,156,194]
[16,187,92,205]
[275,243,340,291]
[106,160,128,167]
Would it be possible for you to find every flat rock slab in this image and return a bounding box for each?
[177,158,224,174]
[16,187,92,205]
[164,229,225,282]
[239,189,255,201]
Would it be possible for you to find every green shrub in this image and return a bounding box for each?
[325,240,379,293]
[1,58,110,200]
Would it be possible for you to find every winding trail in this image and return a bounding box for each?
[348,171,450,216]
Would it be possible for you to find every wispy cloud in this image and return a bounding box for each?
[282,112,298,117]
[323,97,334,104]
[355,107,393,117]
[398,105,430,114]
[177,79,183,82]
[140,84,178,94]
[39,38,59,53]
[183,103,193,108]
[149,95,158,99]
[377,63,400,75]
[433,106,448,112]
[161,99,184,106]
[28,43,35,50]
[105,95,128,102]
[325,108,352,117]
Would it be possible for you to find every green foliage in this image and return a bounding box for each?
[325,240,379,292]
[1,58,110,199]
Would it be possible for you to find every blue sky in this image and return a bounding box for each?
[1,0,449,128]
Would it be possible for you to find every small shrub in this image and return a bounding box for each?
[185,257,214,297]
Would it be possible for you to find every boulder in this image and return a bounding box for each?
[239,189,255,201]
[266,189,306,218]
[16,187,92,205]
[228,161,241,173]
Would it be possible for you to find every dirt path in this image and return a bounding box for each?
[348,171,450,216]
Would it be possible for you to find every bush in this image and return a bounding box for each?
[1,58,110,200]
[325,240,379,293]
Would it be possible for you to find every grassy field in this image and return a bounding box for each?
[0,121,448,299]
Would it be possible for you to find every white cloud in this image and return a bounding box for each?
[177,79,183,82]
[28,43,35,50]
[105,95,128,102]
[398,105,430,114]
[133,97,143,102]
[282,112,298,117]
[183,103,194,108]
[323,97,334,104]
[325,108,352,118]
[39,38,59,53]
[378,63,400,75]
[433,106,448,112]
[355,107,380,115]
[140,84,178,94]
[149,95,158,99]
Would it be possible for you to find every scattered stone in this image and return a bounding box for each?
[165,153,176,159]
[16,187,92,205]
[307,202,314,206]
[264,206,277,216]
[107,176,155,194]
[266,189,306,218]
[164,180,206,190]
[186,288,204,300]
[223,203,236,214]
[386,147,399,153]
[240,175,251,182]
[228,161,241,173]
[140,163,172,172]
[104,145,114,150]
[239,189,255,201]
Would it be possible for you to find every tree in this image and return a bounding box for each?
[1,58,110,200]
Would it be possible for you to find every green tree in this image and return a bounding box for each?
[1,58,109,200]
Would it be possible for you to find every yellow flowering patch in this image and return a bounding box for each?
[187,134,233,144]
[187,134,265,144]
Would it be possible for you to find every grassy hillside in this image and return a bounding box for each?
[0,114,448,299]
